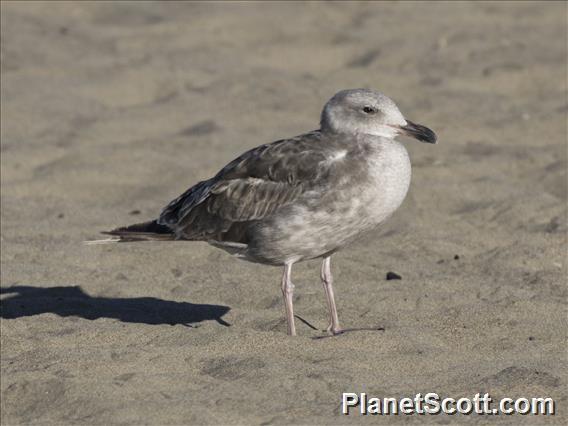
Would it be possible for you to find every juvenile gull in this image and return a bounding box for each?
[96,89,437,336]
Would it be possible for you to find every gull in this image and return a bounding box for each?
[92,89,437,336]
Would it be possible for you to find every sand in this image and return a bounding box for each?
[1,1,566,424]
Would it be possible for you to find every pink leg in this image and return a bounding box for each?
[281,262,296,336]
[321,256,342,334]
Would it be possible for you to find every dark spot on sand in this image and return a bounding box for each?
[113,373,135,386]
[544,217,561,233]
[129,209,141,215]
[347,49,381,68]
[480,366,560,388]
[421,76,443,86]
[180,120,220,137]
[171,268,183,278]
[201,356,265,380]
[454,254,460,260]
[386,272,401,280]
[115,372,136,382]
[154,91,178,104]
[463,141,500,157]
[482,62,522,77]
[57,213,64,219]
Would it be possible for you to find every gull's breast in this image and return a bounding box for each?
[361,140,411,226]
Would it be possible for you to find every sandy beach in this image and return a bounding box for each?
[1,1,566,424]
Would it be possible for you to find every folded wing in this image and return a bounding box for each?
[157,131,328,242]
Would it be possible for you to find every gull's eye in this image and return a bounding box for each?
[362,106,377,114]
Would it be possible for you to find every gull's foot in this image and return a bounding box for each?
[326,324,344,335]
[313,326,385,340]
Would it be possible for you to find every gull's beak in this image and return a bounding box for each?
[399,120,437,144]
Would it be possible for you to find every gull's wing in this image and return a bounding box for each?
[158,131,330,241]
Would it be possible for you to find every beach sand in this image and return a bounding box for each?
[1,1,566,424]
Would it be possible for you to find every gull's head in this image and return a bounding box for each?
[320,88,437,143]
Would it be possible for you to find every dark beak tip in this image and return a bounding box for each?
[401,120,437,145]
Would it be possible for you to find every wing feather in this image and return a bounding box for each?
[157,130,329,240]
[206,179,303,222]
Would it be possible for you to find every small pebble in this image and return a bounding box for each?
[386,271,402,280]
[454,254,460,260]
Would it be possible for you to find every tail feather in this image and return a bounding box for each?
[83,237,121,245]
[88,220,175,243]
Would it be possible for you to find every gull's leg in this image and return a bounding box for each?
[321,256,342,334]
[281,262,296,336]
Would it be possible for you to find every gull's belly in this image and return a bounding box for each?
[249,141,411,264]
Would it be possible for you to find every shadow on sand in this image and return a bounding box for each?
[0,285,231,327]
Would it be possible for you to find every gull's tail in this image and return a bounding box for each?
[84,220,175,244]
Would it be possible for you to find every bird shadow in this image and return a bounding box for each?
[0,285,231,327]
